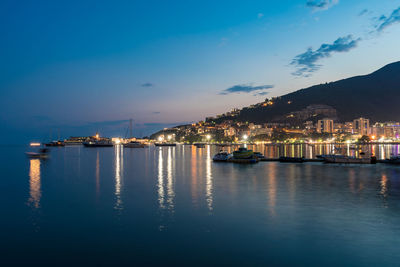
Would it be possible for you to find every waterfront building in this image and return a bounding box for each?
[224,127,236,137]
[353,118,370,136]
[317,119,334,133]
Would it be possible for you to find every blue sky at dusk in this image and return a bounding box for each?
[1,0,400,142]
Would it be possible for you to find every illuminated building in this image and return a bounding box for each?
[353,118,370,136]
[317,119,334,133]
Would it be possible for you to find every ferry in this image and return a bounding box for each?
[233,147,254,159]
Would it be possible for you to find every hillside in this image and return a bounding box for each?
[215,61,400,124]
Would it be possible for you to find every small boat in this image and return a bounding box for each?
[279,156,305,163]
[45,140,65,147]
[83,140,113,147]
[123,141,148,148]
[26,148,49,159]
[254,152,265,160]
[154,142,177,147]
[233,147,254,159]
[213,151,233,162]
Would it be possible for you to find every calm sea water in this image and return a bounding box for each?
[1,144,400,266]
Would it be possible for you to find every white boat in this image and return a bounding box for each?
[213,151,233,162]
[26,148,49,159]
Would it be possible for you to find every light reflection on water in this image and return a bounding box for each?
[206,145,213,212]
[14,144,400,265]
[243,143,400,159]
[114,145,123,211]
[28,159,41,209]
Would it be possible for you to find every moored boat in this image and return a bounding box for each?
[279,156,305,163]
[233,147,254,159]
[83,140,113,147]
[254,152,265,160]
[26,148,49,159]
[228,157,259,164]
[381,156,400,164]
[213,151,233,162]
[324,155,376,164]
[45,140,65,147]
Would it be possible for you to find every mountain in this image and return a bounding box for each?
[215,61,400,124]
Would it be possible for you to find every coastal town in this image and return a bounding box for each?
[150,100,400,145]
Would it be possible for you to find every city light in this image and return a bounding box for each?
[30,142,41,147]
[113,138,121,144]
[242,135,248,141]
[158,136,164,142]
[167,135,172,140]
[206,134,211,140]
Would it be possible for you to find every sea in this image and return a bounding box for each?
[1,144,400,266]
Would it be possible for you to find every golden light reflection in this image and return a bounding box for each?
[114,145,123,211]
[28,159,41,209]
[380,174,388,198]
[191,146,198,205]
[96,150,100,196]
[166,147,175,211]
[206,145,213,212]
[268,163,277,217]
[158,148,165,209]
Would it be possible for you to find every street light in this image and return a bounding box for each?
[167,135,172,141]
[206,134,211,142]
[243,135,248,141]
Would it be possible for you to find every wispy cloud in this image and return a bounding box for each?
[220,84,274,95]
[291,35,360,77]
[218,37,229,47]
[254,91,269,96]
[306,0,338,12]
[257,13,264,19]
[358,9,368,16]
[152,111,161,114]
[141,82,154,87]
[376,7,400,32]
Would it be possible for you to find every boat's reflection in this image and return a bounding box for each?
[28,159,41,209]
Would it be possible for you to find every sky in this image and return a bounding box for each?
[1,0,400,142]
